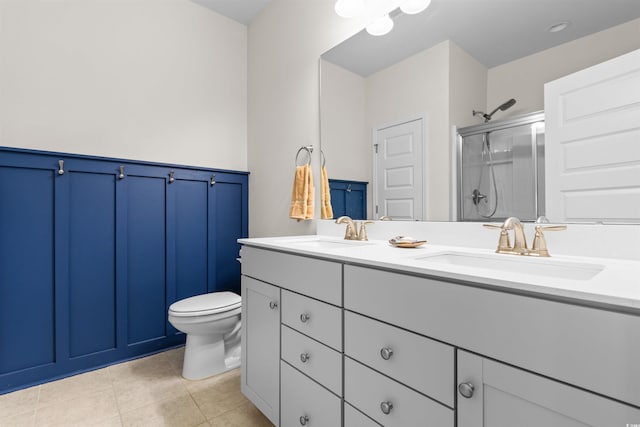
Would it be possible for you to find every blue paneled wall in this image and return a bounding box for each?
[0,147,248,394]
[329,179,368,220]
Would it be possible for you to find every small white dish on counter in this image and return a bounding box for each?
[389,236,427,248]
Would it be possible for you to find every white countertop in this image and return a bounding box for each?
[239,235,640,312]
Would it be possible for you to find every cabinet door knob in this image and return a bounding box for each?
[300,353,310,363]
[380,347,394,360]
[299,415,309,425]
[300,313,310,323]
[269,301,278,310]
[458,382,475,398]
[380,401,393,415]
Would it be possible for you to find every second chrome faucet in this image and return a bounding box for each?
[336,216,374,241]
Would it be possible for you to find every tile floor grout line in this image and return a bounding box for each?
[184,384,210,426]
[1,348,270,427]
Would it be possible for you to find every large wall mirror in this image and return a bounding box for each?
[320,0,640,223]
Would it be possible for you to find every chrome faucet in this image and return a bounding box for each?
[484,216,566,257]
[335,216,373,241]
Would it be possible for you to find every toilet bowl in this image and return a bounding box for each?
[168,291,241,380]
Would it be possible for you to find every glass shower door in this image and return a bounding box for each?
[458,114,544,222]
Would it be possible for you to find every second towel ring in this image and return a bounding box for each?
[295,145,313,166]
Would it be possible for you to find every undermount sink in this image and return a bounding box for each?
[415,252,604,281]
[277,237,372,249]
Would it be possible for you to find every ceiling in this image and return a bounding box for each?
[190,0,272,25]
[191,0,640,76]
[323,0,640,75]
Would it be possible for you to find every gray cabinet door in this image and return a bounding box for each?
[241,276,280,426]
[457,350,640,427]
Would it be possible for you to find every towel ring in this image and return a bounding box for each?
[295,146,313,166]
[320,150,326,168]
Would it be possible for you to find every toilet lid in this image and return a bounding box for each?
[169,291,241,315]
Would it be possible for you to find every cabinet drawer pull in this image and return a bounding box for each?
[380,347,394,360]
[300,352,310,363]
[299,415,309,425]
[58,160,65,175]
[458,382,475,398]
[300,313,311,323]
[380,401,393,415]
[269,301,278,310]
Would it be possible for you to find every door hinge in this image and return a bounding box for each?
[375,205,379,214]
[374,144,378,154]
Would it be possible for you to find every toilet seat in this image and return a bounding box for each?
[169,291,241,317]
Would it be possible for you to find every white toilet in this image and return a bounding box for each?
[168,291,241,380]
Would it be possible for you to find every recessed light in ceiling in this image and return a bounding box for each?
[547,21,570,33]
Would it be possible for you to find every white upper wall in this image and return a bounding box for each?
[366,41,451,221]
[320,59,368,183]
[247,0,365,237]
[449,42,488,130]
[0,0,247,171]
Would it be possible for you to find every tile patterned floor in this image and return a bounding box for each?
[0,347,273,427]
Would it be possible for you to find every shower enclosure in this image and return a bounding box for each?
[457,111,545,222]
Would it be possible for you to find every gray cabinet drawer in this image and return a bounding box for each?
[282,290,342,351]
[344,403,381,427]
[281,325,342,396]
[345,357,453,427]
[344,310,454,407]
[281,361,342,427]
[344,264,640,407]
[240,246,342,305]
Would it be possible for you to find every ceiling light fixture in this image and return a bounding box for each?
[335,0,432,36]
[366,13,395,36]
[400,0,432,15]
[334,0,365,18]
[547,21,570,33]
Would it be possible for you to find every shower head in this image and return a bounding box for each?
[476,98,517,122]
[498,98,516,111]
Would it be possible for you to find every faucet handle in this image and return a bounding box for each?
[358,221,374,241]
[536,225,567,232]
[531,225,567,257]
[482,223,503,230]
[484,223,511,252]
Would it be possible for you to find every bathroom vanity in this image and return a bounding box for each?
[239,233,640,427]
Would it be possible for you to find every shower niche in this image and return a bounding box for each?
[457,111,545,222]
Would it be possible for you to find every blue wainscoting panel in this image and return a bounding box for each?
[210,178,246,294]
[126,176,167,345]
[174,180,208,301]
[0,147,248,394]
[329,179,368,220]
[0,166,55,374]
[68,171,117,358]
